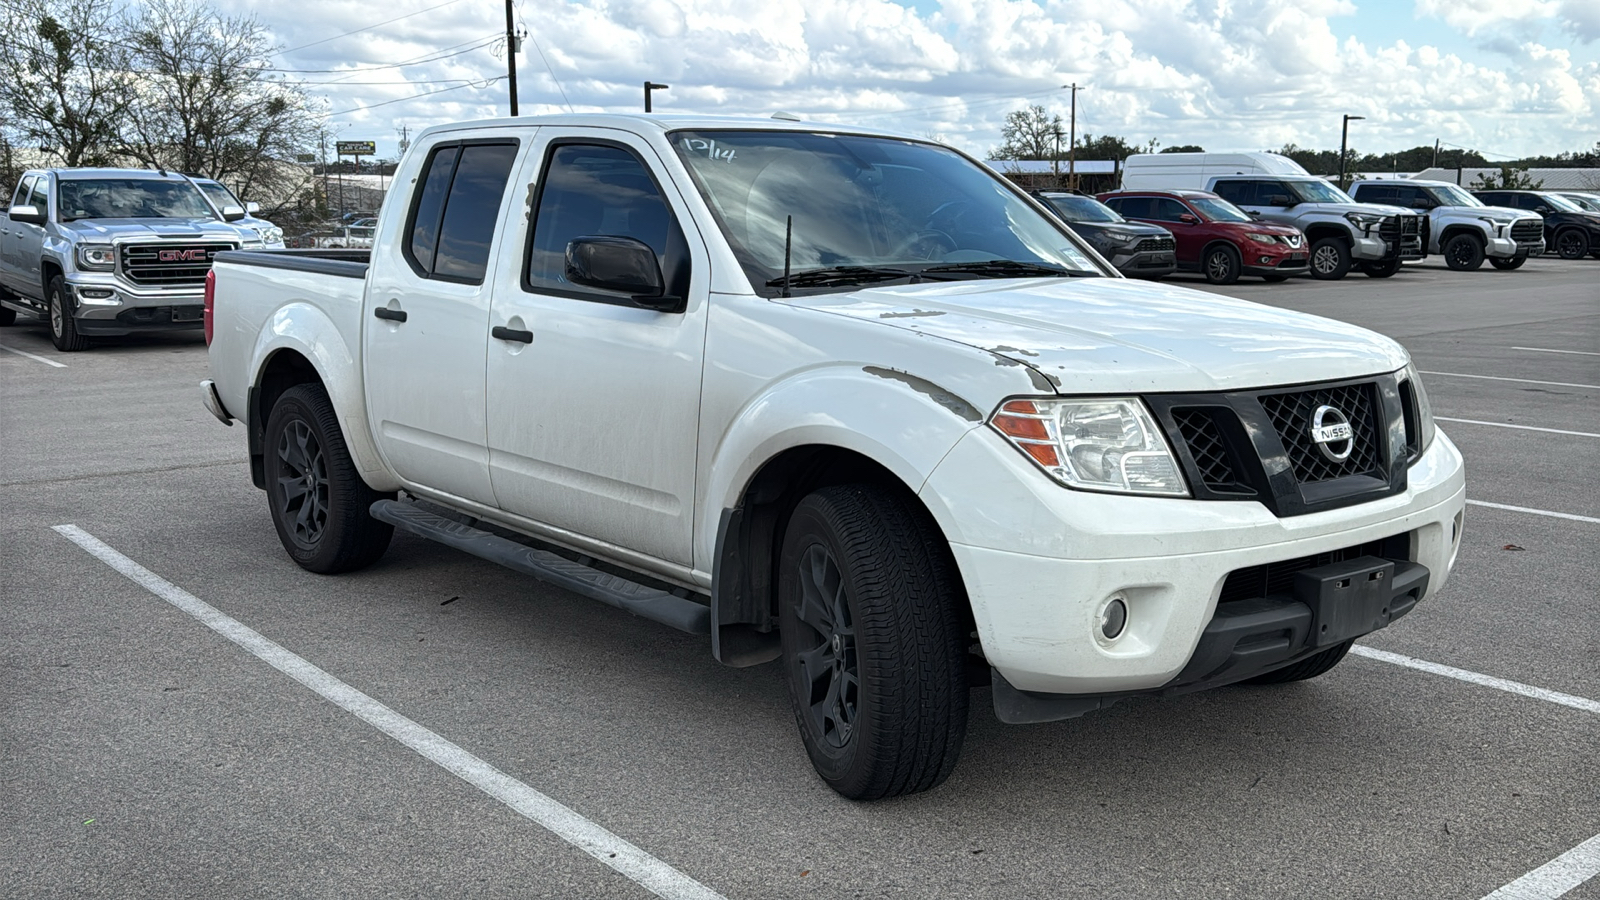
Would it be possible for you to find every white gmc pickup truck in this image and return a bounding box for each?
[203,114,1466,799]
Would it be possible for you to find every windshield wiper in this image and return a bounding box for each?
[919,259,1095,279]
[765,265,917,289]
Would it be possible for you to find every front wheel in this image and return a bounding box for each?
[1361,257,1402,278]
[263,384,394,573]
[1203,245,1241,285]
[1308,238,1351,280]
[1241,639,1354,685]
[1489,255,1527,270]
[779,485,968,800]
[47,276,90,351]
[1554,229,1590,260]
[1443,234,1485,271]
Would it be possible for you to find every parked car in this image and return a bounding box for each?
[1098,189,1309,283]
[1473,190,1600,259]
[0,167,260,349]
[204,114,1465,800]
[188,176,286,248]
[1350,179,1544,271]
[1032,191,1176,278]
[1120,151,1307,191]
[1553,192,1600,214]
[1203,176,1425,279]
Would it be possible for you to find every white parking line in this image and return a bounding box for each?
[1511,346,1600,358]
[52,524,728,900]
[0,342,67,368]
[1466,499,1600,525]
[1350,646,1600,716]
[1436,418,1600,439]
[1481,833,1600,900]
[1421,371,1600,391]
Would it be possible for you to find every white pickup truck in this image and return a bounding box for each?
[204,114,1466,799]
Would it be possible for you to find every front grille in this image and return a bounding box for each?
[1171,408,1252,495]
[1279,234,1304,248]
[1217,534,1409,605]
[1378,216,1400,238]
[1401,215,1420,235]
[1259,382,1382,484]
[1511,219,1543,242]
[1135,236,1175,253]
[119,242,234,286]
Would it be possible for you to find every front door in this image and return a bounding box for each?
[485,132,709,567]
[363,134,525,507]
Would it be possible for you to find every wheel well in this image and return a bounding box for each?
[248,349,323,489]
[41,260,63,296]
[1201,239,1239,260]
[1438,225,1483,245]
[1303,224,1348,245]
[712,445,974,666]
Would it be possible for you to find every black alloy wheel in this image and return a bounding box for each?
[1308,238,1351,280]
[276,417,331,549]
[1204,245,1241,285]
[1554,229,1590,260]
[47,276,90,351]
[1489,255,1527,270]
[790,541,860,752]
[1443,234,1485,271]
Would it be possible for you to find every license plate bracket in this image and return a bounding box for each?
[1293,556,1395,648]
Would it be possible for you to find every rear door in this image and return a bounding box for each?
[0,176,36,293]
[1147,197,1202,264]
[363,133,525,507]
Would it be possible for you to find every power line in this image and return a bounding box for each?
[325,76,504,117]
[521,21,573,113]
[275,0,468,56]
[261,36,501,74]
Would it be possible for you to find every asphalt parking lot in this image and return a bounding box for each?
[2,257,1596,899]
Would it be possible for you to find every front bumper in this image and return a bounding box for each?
[64,275,204,334]
[920,426,1465,699]
[1109,249,1177,278]
[1352,234,1426,262]
[1486,236,1545,259]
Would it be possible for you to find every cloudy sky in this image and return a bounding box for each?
[245,0,1600,163]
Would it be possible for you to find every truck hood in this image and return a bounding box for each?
[1436,205,1537,221]
[790,277,1409,394]
[1288,201,1411,218]
[58,217,247,241]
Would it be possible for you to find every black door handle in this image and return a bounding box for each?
[373,307,407,323]
[492,325,533,344]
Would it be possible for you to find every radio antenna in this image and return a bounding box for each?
[782,215,793,298]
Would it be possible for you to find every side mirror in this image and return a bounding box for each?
[8,204,45,225]
[1247,210,1263,220]
[1177,213,1198,224]
[1410,199,1435,210]
[245,201,261,215]
[1266,194,1295,207]
[566,236,676,310]
[220,204,246,222]
[1534,206,1551,215]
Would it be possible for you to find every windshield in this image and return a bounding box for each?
[197,181,243,212]
[668,130,1103,293]
[1427,184,1482,208]
[57,179,215,221]
[1041,194,1122,223]
[1561,194,1600,212]
[1189,197,1252,223]
[1287,180,1356,204]
[1541,193,1583,213]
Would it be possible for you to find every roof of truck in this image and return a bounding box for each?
[416,113,913,140]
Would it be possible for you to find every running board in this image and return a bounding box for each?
[369,499,710,635]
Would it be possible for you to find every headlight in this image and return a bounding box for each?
[1100,230,1140,243]
[990,397,1189,496]
[76,244,116,270]
[262,226,285,245]
[1400,363,1436,454]
[241,237,265,249]
[1245,233,1276,244]
[1344,212,1383,233]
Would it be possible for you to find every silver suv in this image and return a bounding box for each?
[0,168,261,350]
[1350,179,1543,271]
[1209,175,1425,279]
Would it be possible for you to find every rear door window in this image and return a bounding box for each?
[1150,198,1190,222]
[11,176,35,209]
[403,141,519,284]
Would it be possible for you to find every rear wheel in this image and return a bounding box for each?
[1203,245,1241,285]
[1489,255,1527,270]
[47,276,90,351]
[778,484,968,800]
[1555,228,1590,260]
[1443,233,1485,271]
[1361,258,1402,278]
[263,384,394,573]
[1242,639,1354,685]
[1308,238,1351,280]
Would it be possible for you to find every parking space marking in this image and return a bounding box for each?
[0,342,67,368]
[51,524,729,900]
[1437,418,1600,438]
[1481,832,1600,900]
[1465,499,1600,525]
[1351,646,1600,716]
[1421,371,1600,391]
[1511,346,1600,358]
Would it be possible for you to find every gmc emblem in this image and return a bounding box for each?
[158,248,210,262]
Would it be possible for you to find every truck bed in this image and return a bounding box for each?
[214,248,371,279]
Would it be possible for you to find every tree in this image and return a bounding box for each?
[993,105,1063,160]
[1075,133,1144,161]
[0,0,136,167]
[124,0,320,211]
[1470,165,1544,190]
[1161,145,1204,153]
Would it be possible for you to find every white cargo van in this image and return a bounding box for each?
[1121,152,1309,191]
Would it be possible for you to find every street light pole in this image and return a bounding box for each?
[505,0,518,115]
[1339,114,1365,189]
[644,82,669,113]
[1064,83,1081,189]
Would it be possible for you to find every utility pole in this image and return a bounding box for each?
[505,0,519,115]
[1052,128,1062,181]
[1432,138,1439,169]
[1063,83,1082,189]
[319,133,329,218]
[1338,113,1364,190]
[644,81,669,113]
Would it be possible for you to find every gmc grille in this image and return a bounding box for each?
[119,243,235,287]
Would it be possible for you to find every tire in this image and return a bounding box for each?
[1262,274,1290,283]
[1442,233,1485,271]
[47,276,90,351]
[1203,245,1241,285]
[1241,639,1354,685]
[1361,258,1402,278]
[1489,255,1527,270]
[778,484,968,800]
[1554,228,1590,260]
[1308,237,1351,280]
[263,383,394,574]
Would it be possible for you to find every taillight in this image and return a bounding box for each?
[203,269,215,345]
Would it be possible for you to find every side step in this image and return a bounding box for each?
[369,499,710,635]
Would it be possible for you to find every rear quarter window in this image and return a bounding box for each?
[404,141,519,285]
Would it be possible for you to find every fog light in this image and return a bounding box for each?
[1259,256,1273,265]
[1099,597,1128,640]
[76,288,120,306]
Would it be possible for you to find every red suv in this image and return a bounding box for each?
[1097,190,1309,284]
